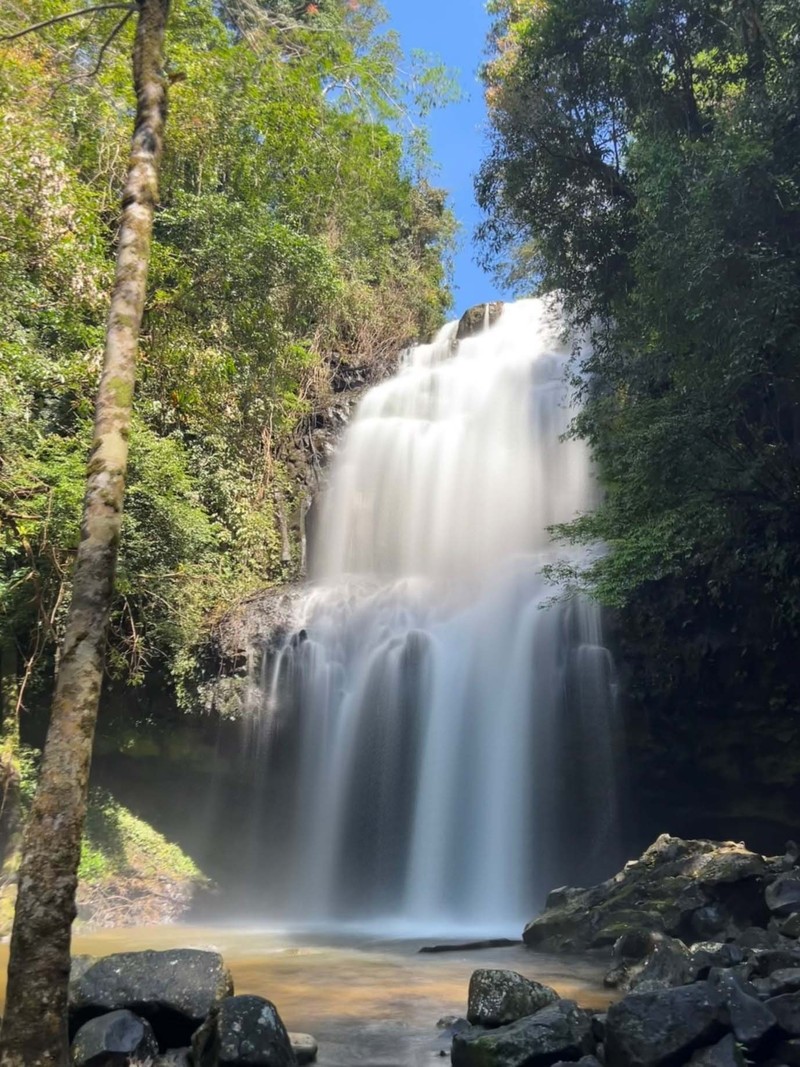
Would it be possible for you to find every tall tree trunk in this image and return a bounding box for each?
[0,2,169,1063]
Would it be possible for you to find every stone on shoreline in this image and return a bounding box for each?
[288,1031,318,1064]
[192,994,297,1067]
[467,969,559,1027]
[452,999,594,1067]
[69,948,234,1047]
[71,1008,158,1066]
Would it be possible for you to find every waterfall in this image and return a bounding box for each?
[249,299,622,934]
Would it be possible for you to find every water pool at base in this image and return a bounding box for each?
[0,925,613,1066]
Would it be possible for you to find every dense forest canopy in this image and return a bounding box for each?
[480,0,800,800]
[0,0,455,714]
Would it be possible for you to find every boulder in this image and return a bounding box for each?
[467,969,559,1027]
[192,995,297,1067]
[452,1000,594,1067]
[747,942,800,977]
[737,927,780,950]
[288,1032,318,1064]
[436,1016,471,1033]
[71,956,98,985]
[455,302,504,342]
[605,981,727,1067]
[691,904,730,941]
[708,969,776,1047]
[767,993,800,1037]
[758,969,800,998]
[613,930,656,963]
[155,1052,191,1067]
[780,914,800,939]
[767,873,800,918]
[690,942,746,979]
[523,836,769,953]
[69,949,234,1047]
[625,937,694,993]
[603,964,629,990]
[71,1009,158,1067]
[687,1034,745,1067]
[545,887,580,910]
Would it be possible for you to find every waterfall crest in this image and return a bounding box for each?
[251,299,622,934]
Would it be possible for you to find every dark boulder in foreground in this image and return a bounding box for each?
[767,991,800,1036]
[709,969,776,1046]
[69,948,234,1047]
[452,999,594,1067]
[192,995,297,1067]
[71,1008,158,1066]
[524,834,780,953]
[623,936,694,993]
[687,1033,746,1067]
[605,982,727,1066]
[766,872,800,917]
[467,969,559,1028]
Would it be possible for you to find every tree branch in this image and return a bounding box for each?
[0,3,135,43]
[67,8,134,80]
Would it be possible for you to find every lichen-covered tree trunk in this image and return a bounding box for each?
[0,2,169,1063]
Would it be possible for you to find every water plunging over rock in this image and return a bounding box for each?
[247,299,623,932]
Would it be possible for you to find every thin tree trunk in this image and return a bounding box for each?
[0,639,22,881]
[0,2,169,1062]
[0,638,19,758]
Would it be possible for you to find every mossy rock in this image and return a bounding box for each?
[524,834,775,953]
[590,914,666,949]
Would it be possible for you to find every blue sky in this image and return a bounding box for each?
[386,1,513,314]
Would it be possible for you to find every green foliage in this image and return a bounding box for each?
[481,0,800,721]
[6,750,197,885]
[80,788,204,883]
[0,0,454,710]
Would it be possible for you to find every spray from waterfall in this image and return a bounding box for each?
[248,299,622,934]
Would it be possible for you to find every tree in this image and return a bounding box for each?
[0,0,455,717]
[479,0,800,811]
[0,0,455,1056]
[0,0,170,1061]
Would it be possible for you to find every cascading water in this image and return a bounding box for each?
[248,299,622,934]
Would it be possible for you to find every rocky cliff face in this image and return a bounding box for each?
[456,301,504,340]
[273,353,388,576]
[202,302,506,714]
[269,303,505,578]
